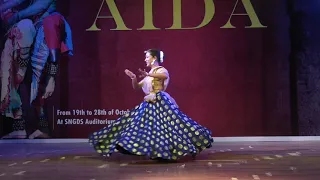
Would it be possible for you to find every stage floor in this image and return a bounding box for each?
[0,141,319,180]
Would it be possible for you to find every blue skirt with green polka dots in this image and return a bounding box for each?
[88,91,214,161]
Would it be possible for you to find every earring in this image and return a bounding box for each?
[151,60,155,65]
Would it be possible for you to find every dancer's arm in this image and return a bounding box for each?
[147,73,168,80]
[139,67,168,80]
[131,77,143,90]
[125,69,142,90]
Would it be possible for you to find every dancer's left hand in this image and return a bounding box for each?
[42,77,55,99]
[138,68,148,78]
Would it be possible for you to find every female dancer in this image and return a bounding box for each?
[89,49,214,161]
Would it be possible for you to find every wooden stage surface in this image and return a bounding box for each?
[0,141,320,180]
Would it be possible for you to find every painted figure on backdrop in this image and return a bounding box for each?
[0,0,36,138]
[89,49,214,161]
[0,0,73,139]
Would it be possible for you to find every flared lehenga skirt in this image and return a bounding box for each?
[88,91,214,160]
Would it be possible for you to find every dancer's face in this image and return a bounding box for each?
[144,52,156,67]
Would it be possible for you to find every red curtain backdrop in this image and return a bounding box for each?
[49,0,292,138]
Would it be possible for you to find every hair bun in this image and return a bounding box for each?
[160,51,164,63]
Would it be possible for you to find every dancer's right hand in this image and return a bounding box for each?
[124,69,136,79]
